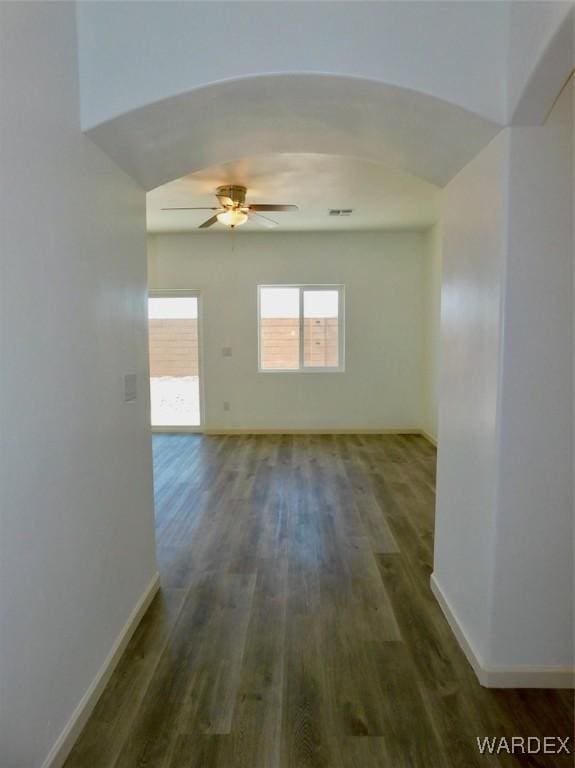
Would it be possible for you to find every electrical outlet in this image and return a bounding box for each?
[223,401,231,412]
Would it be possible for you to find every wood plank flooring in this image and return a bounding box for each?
[65,434,574,768]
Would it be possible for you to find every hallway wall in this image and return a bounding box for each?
[433,132,507,666]
[0,5,157,766]
[148,230,428,432]
[434,79,574,684]
[491,77,574,668]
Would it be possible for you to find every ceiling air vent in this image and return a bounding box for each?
[329,209,354,216]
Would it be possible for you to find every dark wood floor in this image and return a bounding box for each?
[66,434,573,768]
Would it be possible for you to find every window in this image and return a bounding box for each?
[258,285,344,372]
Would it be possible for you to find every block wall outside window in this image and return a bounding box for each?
[149,319,199,377]
[303,317,339,368]
[259,317,339,369]
[260,318,300,369]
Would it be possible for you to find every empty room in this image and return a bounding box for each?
[1,2,574,767]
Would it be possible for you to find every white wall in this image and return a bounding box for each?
[491,78,574,668]
[148,231,427,431]
[0,5,157,766]
[433,133,507,665]
[434,80,574,681]
[78,0,575,131]
[422,221,443,442]
[77,1,508,128]
[507,2,574,124]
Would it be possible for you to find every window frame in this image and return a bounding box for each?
[257,284,345,373]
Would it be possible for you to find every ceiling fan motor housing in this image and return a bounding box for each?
[217,185,247,207]
[161,185,296,228]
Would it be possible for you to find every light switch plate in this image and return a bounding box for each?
[124,373,137,402]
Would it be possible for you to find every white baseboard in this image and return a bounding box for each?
[151,426,203,434]
[42,571,161,768]
[202,427,422,435]
[420,429,437,447]
[430,573,574,689]
[152,426,435,439]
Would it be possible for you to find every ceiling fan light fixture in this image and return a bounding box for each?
[217,209,248,228]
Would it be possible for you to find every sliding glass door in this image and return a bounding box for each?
[148,292,202,428]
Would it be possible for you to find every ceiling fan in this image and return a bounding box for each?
[161,185,298,229]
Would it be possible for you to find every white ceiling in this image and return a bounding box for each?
[146,153,440,234]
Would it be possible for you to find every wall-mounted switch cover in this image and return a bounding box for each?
[124,373,137,402]
[223,401,231,412]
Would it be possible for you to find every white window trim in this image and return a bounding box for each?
[257,284,345,373]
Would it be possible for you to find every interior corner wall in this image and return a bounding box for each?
[0,5,157,767]
[433,132,507,665]
[490,77,574,668]
[422,220,443,442]
[147,230,427,431]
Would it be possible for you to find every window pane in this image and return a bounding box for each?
[260,287,300,369]
[303,290,339,368]
[148,296,200,426]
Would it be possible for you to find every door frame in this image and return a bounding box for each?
[148,288,205,433]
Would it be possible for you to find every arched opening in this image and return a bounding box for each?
[86,73,500,190]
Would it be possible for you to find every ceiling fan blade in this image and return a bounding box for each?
[249,211,278,228]
[249,204,298,212]
[198,214,219,229]
[161,207,219,211]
